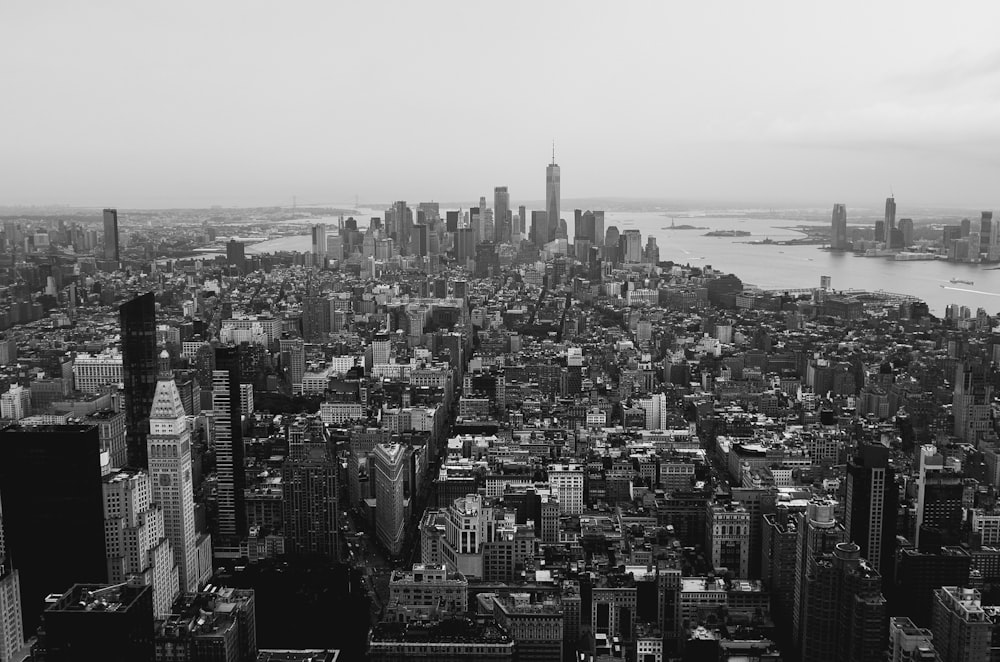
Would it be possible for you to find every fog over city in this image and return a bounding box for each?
[4,0,1000,208]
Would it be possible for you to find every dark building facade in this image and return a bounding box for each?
[102,208,119,262]
[845,443,897,576]
[120,292,158,468]
[0,424,107,637]
[33,584,153,662]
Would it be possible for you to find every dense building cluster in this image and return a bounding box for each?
[4,164,1000,662]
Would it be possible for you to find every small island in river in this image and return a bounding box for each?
[704,229,751,237]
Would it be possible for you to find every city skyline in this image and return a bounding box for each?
[4,2,1000,208]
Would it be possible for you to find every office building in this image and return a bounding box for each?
[494,186,510,244]
[148,376,205,593]
[831,203,848,249]
[226,239,246,271]
[546,153,560,243]
[884,196,897,244]
[33,584,153,662]
[374,442,407,556]
[413,223,429,257]
[387,564,467,622]
[706,503,750,577]
[622,229,643,263]
[0,424,107,637]
[953,361,993,444]
[915,452,964,550]
[311,224,327,266]
[491,594,563,662]
[213,347,247,543]
[530,211,548,249]
[102,470,179,616]
[845,443,896,575]
[103,208,120,262]
[120,292,158,468]
[931,586,991,662]
[899,218,914,248]
[281,443,339,559]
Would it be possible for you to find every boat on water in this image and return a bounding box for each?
[950,278,974,285]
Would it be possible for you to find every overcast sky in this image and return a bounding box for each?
[4,1,1000,209]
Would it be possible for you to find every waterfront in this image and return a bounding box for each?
[246,208,998,315]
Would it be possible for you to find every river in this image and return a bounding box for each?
[246,209,998,315]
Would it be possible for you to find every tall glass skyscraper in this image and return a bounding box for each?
[546,153,560,243]
[120,292,157,469]
[102,208,119,262]
[831,203,848,249]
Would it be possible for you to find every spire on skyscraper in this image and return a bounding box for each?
[552,140,556,165]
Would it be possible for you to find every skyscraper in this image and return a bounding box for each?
[102,469,179,616]
[0,494,25,662]
[798,542,886,662]
[213,347,246,544]
[281,443,339,559]
[226,239,246,272]
[120,292,158,469]
[310,224,327,266]
[831,203,848,249]
[793,498,846,651]
[845,443,897,575]
[148,376,205,593]
[530,211,548,249]
[622,229,643,263]
[374,442,407,556]
[884,196,897,244]
[545,151,560,243]
[0,424,107,636]
[494,186,510,244]
[102,208,119,262]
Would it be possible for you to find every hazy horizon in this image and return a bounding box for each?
[5,1,1000,209]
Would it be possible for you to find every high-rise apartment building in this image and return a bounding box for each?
[545,154,560,243]
[102,208,120,262]
[889,616,938,662]
[102,470,179,616]
[548,464,584,515]
[831,203,848,249]
[148,376,205,593]
[120,292,157,469]
[931,586,992,662]
[374,442,407,556]
[0,385,30,421]
[845,443,896,575]
[792,498,846,650]
[213,347,246,544]
[799,541,886,662]
[0,424,107,637]
[281,443,339,559]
